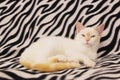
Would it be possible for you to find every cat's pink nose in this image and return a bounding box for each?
[86,40,89,44]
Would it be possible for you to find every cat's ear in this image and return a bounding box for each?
[76,22,85,33]
[96,24,104,34]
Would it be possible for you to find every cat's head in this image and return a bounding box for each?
[75,22,104,46]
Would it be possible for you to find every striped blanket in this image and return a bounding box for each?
[0,0,120,80]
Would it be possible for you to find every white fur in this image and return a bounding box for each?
[20,22,104,69]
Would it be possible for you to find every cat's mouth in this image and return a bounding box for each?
[85,42,91,46]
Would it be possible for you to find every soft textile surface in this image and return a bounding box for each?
[0,0,120,80]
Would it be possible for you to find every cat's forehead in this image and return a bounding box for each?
[80,27,98,34]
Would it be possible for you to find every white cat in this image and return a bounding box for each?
[19,22,104,72]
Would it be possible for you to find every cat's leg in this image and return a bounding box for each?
[66,52,96,67]
[83,58,95,68]
[66,56,79,63]
[78,55,96,68]
[50,55,79,63]
[49,55,68,62]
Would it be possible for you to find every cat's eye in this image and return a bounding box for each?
[81,34,85,37]
[91,35,95,38]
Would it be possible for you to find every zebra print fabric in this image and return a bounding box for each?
[0,0,120,80]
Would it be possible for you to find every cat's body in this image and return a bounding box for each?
[20,22,104,72]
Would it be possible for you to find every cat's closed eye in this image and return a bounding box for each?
[81,34,85,37]
[91,35,95,38]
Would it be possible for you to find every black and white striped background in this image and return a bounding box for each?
[0,0,120,80]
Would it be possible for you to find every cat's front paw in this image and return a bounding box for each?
[84,60,96,68]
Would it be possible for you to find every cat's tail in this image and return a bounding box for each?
[20,59,80,72]
[32,62,80,72]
